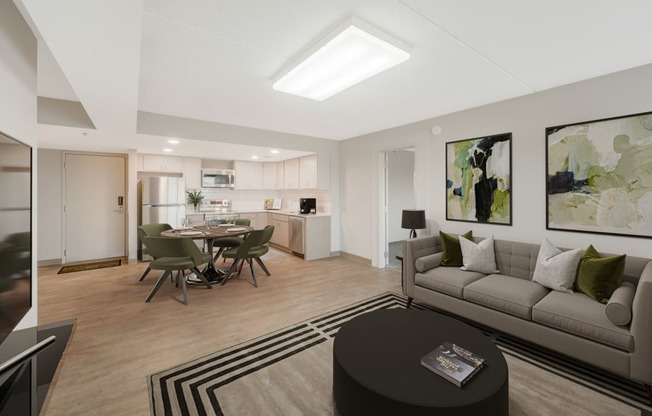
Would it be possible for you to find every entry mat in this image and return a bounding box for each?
[148,292,651,416]
[58,259,121,274]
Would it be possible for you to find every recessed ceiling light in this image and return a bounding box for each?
[168,139,179,144]
[163,148,173,153]
[270,149,279,154]
[251,155,259,159]
[272,17,409,101]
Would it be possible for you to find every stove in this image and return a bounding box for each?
[200,199,232,213]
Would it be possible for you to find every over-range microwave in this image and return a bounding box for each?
[201,169,235,188]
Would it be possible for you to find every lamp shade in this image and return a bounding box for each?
[401,210,426,230]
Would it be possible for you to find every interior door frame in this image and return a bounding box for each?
[61,151,128,263]
[379,146,416,269]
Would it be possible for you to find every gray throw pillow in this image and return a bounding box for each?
[605,282,636,326]
[459,235,500,274]
[532,238,582,293]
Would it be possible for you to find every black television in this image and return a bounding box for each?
[0,130,32,345]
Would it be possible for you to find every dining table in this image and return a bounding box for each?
[160,225,253,283]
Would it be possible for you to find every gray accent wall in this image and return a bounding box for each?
[341,64,652,265]
[37,97,95,129]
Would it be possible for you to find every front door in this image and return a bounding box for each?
[63,153,126,263]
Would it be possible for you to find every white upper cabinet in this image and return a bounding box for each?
[283,158,300,189]
[141,154,183,173]
[182,157,202,189]
[263,162,287,190]
[234,161,263,189]
[299,154,330,189]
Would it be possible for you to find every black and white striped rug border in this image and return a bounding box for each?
[148,292,651,415]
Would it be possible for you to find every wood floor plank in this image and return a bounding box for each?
[38,249,401,416]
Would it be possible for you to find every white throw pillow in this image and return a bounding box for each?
[532,238,582,293]
[459,236,500,274]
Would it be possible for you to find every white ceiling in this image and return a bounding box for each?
[18,0,652,160]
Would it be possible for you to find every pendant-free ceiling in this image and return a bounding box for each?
[272,17,410,101]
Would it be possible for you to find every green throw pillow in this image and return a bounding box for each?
[575,245,626,304]
[439,230,473,267]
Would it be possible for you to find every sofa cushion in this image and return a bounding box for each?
[576,245,626,304]
[415,268,485,299]
[440,230,473,267]
[532,291,634,352]
[460,235,500,274]
[532,238,582,293]
[464,275,550,319]
[493,240,540,279]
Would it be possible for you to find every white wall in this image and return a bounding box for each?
[0,0,37,329]
[37,149,62,261]
[341,63,652,264]
[387,150,415,242]
[339,137,372,258]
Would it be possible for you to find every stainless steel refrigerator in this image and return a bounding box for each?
[139,176,186,260]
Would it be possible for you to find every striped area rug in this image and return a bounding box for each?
[148,292,651,416]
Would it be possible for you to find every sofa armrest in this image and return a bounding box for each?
[402,235,440,298]
[630,261,652,385]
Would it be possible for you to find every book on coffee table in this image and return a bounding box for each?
[421,342,486,387]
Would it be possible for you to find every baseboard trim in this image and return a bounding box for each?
[38,259,62,267]
[338,251,372,265]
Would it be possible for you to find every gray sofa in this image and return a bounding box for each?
[402,234,652,391]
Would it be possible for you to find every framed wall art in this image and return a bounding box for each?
[546,111,652,238]
[446,133,512,225]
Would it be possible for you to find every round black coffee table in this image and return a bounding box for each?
[333,308,508,416]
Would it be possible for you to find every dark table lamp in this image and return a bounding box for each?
[401,210,426,239]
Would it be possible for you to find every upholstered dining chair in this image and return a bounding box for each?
[212,218,252,263]
[137,223,173,281]
[141,236,213,305]
[221,225,274,287]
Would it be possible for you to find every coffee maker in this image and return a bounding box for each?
[299,198,316,214]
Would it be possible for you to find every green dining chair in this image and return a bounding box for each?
[212,218,251,263]
[141,236,213,305]
[137,223,173,281]
[221,225,274,287]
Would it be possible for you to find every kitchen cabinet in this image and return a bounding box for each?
[283,158,299,189]
[263,162,284,190]
[238,212,259,229]
[266,212,330,260]
[142,154,183,172]
[257,212,268,228]
[303,215,331,260]
[269,213,289,248]
[235,161,263,189]
[182,157,202,189]
[299,154,330,189]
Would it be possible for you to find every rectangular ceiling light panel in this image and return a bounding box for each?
[273,17,410,101]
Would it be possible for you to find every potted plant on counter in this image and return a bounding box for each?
[186,190,204,212]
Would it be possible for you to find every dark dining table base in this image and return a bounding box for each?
[186,262,224,284]
[160,226,253,285]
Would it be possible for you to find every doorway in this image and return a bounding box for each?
[63,153,126,263]
[381,148,415,269]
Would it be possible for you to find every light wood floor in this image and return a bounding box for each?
[38,249,401,416]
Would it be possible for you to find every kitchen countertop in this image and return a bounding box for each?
[187,210,330,218]
[242,210,331,218]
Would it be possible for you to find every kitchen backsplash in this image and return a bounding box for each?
[185,188,331,214]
